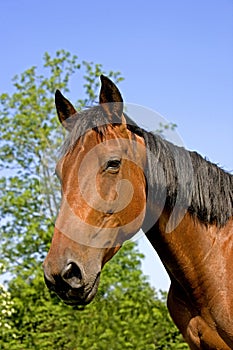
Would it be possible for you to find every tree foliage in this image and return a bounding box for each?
[0,50,123,275]
[0,50,188,349]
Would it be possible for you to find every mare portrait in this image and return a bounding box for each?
[43,75,233,349]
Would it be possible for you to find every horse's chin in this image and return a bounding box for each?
[59,273,100,307]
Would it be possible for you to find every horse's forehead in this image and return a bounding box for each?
[78,126,130,152]
[59,125,146,173]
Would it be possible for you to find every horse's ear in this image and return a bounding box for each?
[55,90,77,131]
[99,75,123,120]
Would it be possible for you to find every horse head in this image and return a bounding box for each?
[43,76,147,305]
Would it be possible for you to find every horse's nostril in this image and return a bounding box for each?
[61,262,83,288]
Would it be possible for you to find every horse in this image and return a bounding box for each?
[43,75,233,349]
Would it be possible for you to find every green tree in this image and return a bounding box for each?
[0,50,123,276]
[0,51,188,349]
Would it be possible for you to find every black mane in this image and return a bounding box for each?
[142,130,233,227]
[60,106,233,227]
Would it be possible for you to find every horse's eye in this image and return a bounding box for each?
[106,159,121,173]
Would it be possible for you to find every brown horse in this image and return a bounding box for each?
[43,75,233,349]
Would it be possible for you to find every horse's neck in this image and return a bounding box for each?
[145,211,233,291]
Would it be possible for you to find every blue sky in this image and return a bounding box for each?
[1,0,232,290]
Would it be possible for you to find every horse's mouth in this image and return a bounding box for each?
[55,273,101,306]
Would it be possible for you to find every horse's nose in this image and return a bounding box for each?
[43,261,83,291]
[61,262,83,288]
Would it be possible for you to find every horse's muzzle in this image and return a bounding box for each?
[43,260,100,305]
